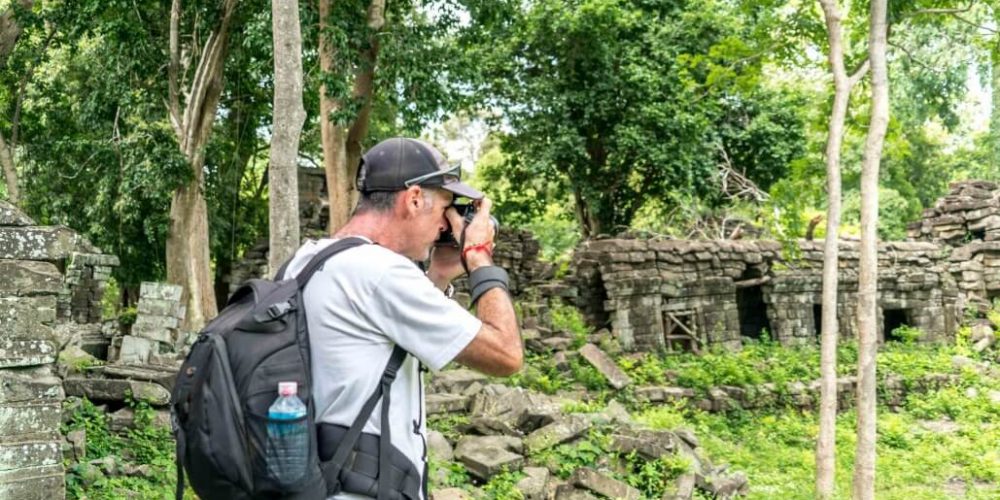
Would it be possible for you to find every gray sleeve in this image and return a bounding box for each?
[364,259,482,371]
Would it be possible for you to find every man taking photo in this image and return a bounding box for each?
[280,137,523,500]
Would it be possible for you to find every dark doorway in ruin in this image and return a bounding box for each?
[736,285,771,340]
[813,304,823,337]
[883,308,911,342]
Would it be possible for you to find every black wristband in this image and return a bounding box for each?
[468,266,509,305]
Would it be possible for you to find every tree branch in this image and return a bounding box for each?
[848,58,870,87]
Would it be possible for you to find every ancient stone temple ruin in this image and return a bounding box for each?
[0,201,118,498]
[555,180,1000,352]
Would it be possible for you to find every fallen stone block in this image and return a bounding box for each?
[578,344,631,390]
[426,393,469,415]
[63,377,170,406]
[454,441,523,481]
[429,369,489,395]
[454,435,524,457]
[100,363,178,391]
[524,416,591,454]
[516,466,550,500]
[112,336,157,366]
[426,430,453,461]
[554,483,600,500]
[469,385,561,432]
[571,467,641,500]
[608,429,679,460]
[661,473,696,500]
[139,282,183,302]
[696,470,749,497]
[430,488,472,500]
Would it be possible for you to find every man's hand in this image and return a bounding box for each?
[460,198,496,272]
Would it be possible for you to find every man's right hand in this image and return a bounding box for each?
[451,197,496,271]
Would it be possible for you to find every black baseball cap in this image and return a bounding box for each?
[356,137,484,200]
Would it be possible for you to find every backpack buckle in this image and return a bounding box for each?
[254,301,294,322]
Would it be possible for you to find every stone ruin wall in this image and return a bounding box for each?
[562,238,958,352]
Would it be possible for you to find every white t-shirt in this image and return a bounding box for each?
[282,238,481,500]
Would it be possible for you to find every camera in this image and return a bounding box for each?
[436,203,500,247]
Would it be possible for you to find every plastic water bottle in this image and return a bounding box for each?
[266,381,308,484]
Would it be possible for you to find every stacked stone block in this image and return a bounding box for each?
[0,201,74,499]
[908,181,1000,243]
[111,282,185,365]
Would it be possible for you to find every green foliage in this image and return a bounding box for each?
[469,0,808,236]
[550,303,589,348]
[623,453,691,499]
[480,469,526,500]
[63,397,182,499]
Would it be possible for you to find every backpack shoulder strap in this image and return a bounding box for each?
[291,236,369,288]
[321,345,407,497]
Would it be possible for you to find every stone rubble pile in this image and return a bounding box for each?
[425,369,749,500]
[908,180,1000,244]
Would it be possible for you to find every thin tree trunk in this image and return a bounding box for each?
[991,44,1000,158]
[319,0,385,234]
[853,0,889,497]
[165,0,237,331]
[816,2,869,497]
[0,130,17,204]
[319,0,350,234]
[269,0,305,275]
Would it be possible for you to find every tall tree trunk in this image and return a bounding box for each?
[319,0,385,234]
[816,2,869,497]
[269,0,305,275]
[853,0,889,497]
[166,0,237,331]
[0,130,18,204]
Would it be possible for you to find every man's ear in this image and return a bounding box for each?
[401,186,423,216]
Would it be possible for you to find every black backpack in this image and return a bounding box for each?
[171,237,409,499]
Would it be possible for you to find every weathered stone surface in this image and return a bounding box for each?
[524,416,591,453]
[0,340,57,368]
[516,466,550,500]
[608,429,679,460]
[454,435,524,457]
[469,385,562,432]
[139,281,183,301]
[0,401,61,437]
[571,467,641,500]
[426,430,454,461]
[430,488,472,500]
[63,377,171,406]
[0,441,61,471]
[0,367,63,403]
[99,363,178,391]
[113,335,156,365]
[0,463,65,500]
[696,470,749,497]
[554,484,601,500]
[0,226,87,260]
[0,261,61,296]
[661,473,696,500]
[426,393,469,415]
[130,315,178,343]
[578,344,631,389]
[429,368,489,394]
[0,297,57,342]
[454,440,523,481]
[65,430,86,462]
[0,202,34,226]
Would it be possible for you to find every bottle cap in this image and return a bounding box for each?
[278,381,298,396]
